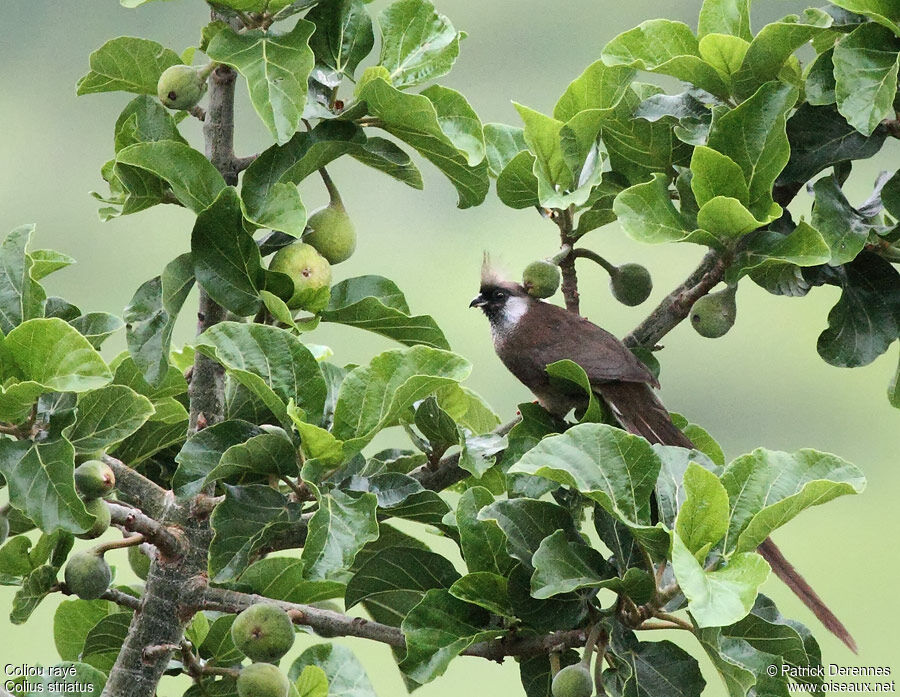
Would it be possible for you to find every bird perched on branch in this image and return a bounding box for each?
[470,260,856,652]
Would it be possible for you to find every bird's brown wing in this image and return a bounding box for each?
[525,301,659,387]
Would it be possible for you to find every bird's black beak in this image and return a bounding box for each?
[469,294,487,308]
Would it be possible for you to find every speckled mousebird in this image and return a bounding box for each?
[470,261,856,652]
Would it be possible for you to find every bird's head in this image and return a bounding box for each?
[469,257,532,329]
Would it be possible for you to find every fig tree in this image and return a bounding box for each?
[236,662,290,697]
[552,664,593,697]
[157,64,210,111]
[64,550,112,600]
[231,602,295,663]
[74,459,116,499]
[522,260,560,298]
[303,200,356,265]
[609,263,652,306]
[690,285,737,338]
[76,497,111,540]
[268,242,331,312]
[128,544,151,581]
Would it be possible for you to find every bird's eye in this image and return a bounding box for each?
[492,289,506,299]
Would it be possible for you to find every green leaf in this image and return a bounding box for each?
[554,60,636,123]
[356,74,488,208]
[346,545,460,609]
[690,146,748,208]
[698,34,749,93]
[307,0,374,77]
[203,428,299,490]
[698,0,751,41]
[81,612,132,673]
[173,419,262,498]
[613,173,690,244]
[113,94,187,152]
[601,20,728,97]
[115,141,226,213]
[706,81,798,219]
[448,572,513,617]
[513,103,572,203]
[694,196,776,245]
[64,385,154,453]
[5,318,111,392]
[0,225,46,336]
[810,175,872,264]
[241,557,343,604]
[76,37,182,95]
[675,462,729,557]
[726,222,831,288]
[302,489,378,581]
[828,0,900,35]
[194,321,327,426]
[321,275,450,349]
[112,419,189,466]
[508,562,589,632]
[399,589,501,684]
[192,188,265,316]
[198,615,244,665]
[455,487,515,576]
[833,23,900,136]
[207,21,315,144]
[54,598,117,662]
[605,635,706,697]
[208,484,304,582]
[477,498,580,568]
[495,150,539,209]
[69,313,125,350]
[721,448,866,554]
[573,175,628,238]
[377,0,463,88]
[483,123,526,176]
[295,665,329,697]
[289,644,377,697]
[330,345,471,454]
[28,249,75,281]
[672,533,769,627]
[544,360,604,423]
[817,253,900,367]
[11,565,59,624]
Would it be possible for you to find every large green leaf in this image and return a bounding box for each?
[675,462,729,558]
[76,37,182,95]
[345,545,460,609]
[726,222,831,290]
[810,175,875,265]
[706,81,797,219]
[81,612,132,673]
[307,0,374,77]
[721,448,866,554]
[455,487,515,576]
[64,385,154,454]
[817,253,900,367]
[240,557,344,604]
[320,275,449,349]
[194,321,327,426]
[172,419,264,497]
[672,533,769,627]
[54,598,118,662]
[113,94,187,152]
[477,498,580,568]
[690,146,749,208]
[289,644,377,697]
[833,23,900,136]
[356,73,488,208]
[604,635,706,697]
[828,0,900,35]
[613,173,690,244]
[483,123,526,176]
[207,21,316,144]
[698,0,752,41]
[192,188,265,316]
[208,484,304,582]
[495,151,539,209]
[0,225,45,335]
[377,0,463,88]
[301,489,378,581]
[0,438,93,535]
[115,141,226,213]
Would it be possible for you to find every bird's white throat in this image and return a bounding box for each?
[490,295,529,341]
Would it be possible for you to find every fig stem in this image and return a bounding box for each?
[571,248,618,276]
[93,532,146,556]
[580,622,602,669]
[318,167,343,207]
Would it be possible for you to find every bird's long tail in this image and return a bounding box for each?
[598,380,857,652]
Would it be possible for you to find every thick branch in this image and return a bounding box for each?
[102,455,169,519]
[201,586,587,659]
[108,502,185,560]
[554,210,580,314]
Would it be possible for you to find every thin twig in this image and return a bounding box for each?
[653,611,694,631]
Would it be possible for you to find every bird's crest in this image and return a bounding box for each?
[480,253,509,288]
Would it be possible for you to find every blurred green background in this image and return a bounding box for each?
[1,0,898,695]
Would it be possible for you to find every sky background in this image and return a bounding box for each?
[0,1,898,695]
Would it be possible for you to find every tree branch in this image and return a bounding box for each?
[108,502,185,560]
[200,586,588,660]
[102,455,170,519]
[553,209,580,314]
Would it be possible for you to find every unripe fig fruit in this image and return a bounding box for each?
[268,242,332,312]
[552,664,593,697]
[609,263,652,306]
[230,602,295,663]
[76,498,111,540]
[128,544,151,581]
[303,200,356,265]
[236,662,290,697]
[74,459,116,499]
[157,64,208,110]
[690,285,737,338]
[0,514,8,545]
[64,550,112,600]
[522,260,561,299]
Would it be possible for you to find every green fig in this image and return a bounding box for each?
[128,544,151,581]
[609,263,652,306]
[231,602,295,663]
[0,514,8,545]
[64,550,112,600]
[523,260,561,299]
[236,662,290,697]
[268,242,332,312]
[74,459,116,499]
[157,64,209,110]
[552,664,593,697]
[690,285,737,338]
[76,498,111,540]
[303,200,356,265]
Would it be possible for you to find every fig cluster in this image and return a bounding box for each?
[690,285,737,338]
[74,459,116,540]
[65,549,112,600]
[232,603,296,697]
[522,260,561,298]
